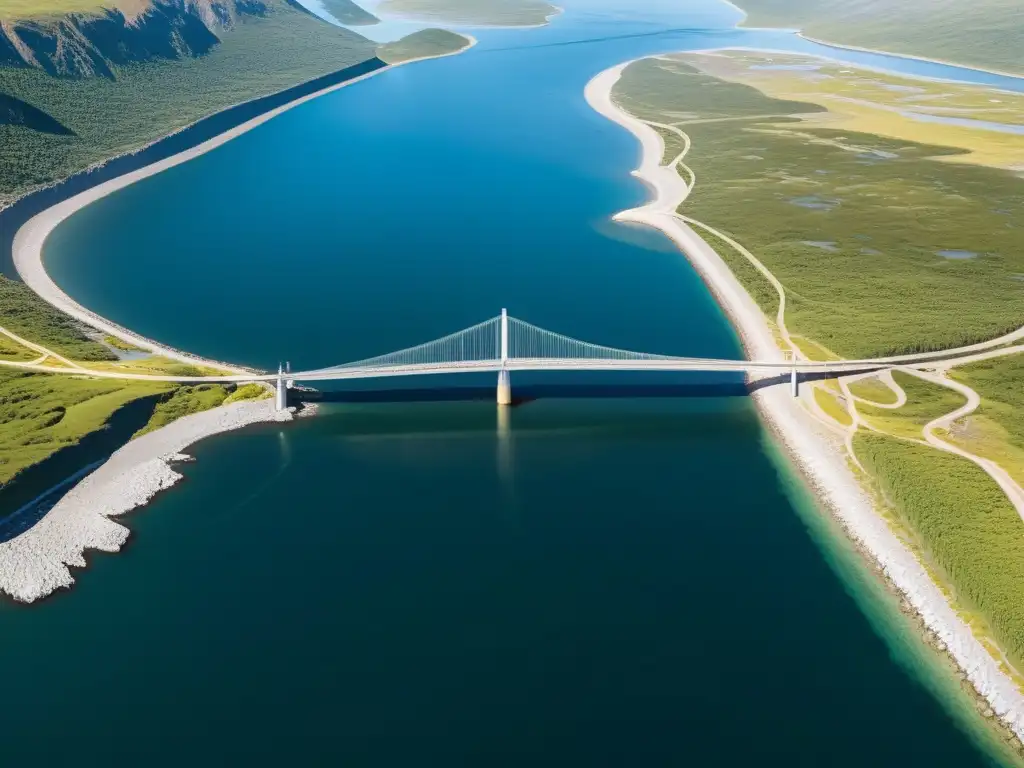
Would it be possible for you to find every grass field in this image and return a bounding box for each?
[856,371,964,440]
[614,57,1024,358]
[0,0,375,204]
[733,0,1024,77]
[855,431,1024,673]
[0,0,148,20]
[0,276,115,361]
[848,376,899,405]
[0,370,172,485]
[376,28,470,64]
[376,0,557,25]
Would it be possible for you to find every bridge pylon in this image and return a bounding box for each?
[275,363,288,411]
[790,366,799,397]
[498,308,512,405]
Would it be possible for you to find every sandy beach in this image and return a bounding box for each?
[585,60,1024,740]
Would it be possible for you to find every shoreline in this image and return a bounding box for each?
[585,59,1024,743]
[0,41,479,604]
[0,400,293,603]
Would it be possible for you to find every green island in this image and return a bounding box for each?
[612,52,1024,687]
[377,0,558,26]
[732,0,1024,77]
[377,28,473,64]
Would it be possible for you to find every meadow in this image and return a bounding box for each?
[615,57,1024,358]
[856,431,1024,673]
[733,0,1024,77]
[377,0,557,25]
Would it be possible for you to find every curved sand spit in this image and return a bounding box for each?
[586,61,1024,740]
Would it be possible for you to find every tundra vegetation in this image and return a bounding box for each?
[376,28,472,64]
[377,0,558,26]
[613,54,1024,684]
[732,0,1024,77]
[0,0,377,204]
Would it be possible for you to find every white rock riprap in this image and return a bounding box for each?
[0,399,292,603]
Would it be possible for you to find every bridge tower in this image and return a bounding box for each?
[497,308,512,406]
[275,363,288,411]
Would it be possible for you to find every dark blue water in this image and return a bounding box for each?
[7,0,1024,764]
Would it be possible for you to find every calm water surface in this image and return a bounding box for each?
[6,0,1024,764]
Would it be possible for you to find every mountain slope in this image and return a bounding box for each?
[0,0,377,203]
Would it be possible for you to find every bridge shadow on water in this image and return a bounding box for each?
[294,371,835,406]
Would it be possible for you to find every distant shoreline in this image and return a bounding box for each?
[724,0,1024,81]
[585,58,1024,743]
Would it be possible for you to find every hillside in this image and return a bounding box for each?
[734,0,1024,76]
[377,0,559,26]
[0,0,378,204]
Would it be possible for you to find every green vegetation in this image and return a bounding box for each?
[848,376,899,406]
[0,0,375,203]
[376,29,471,65]
[947,355,1024,486]
[377,0,557,26]
[0,0,146,20]
[613,57,1024,357]
[223,383,269,404]
[321,0,379,25]
[135,384,229,437]
[855,431,1024,671]
[856,371,964,440]
[0,369,171,484]
[0,275,114,360]
[813,385,851,427]
[103,335,146,353]
[734,0,1024,77]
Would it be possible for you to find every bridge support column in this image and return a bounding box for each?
[497,369,512,406]
[790,367,799,398]
[275,364,288,411]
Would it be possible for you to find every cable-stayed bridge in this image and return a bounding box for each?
[268,309,902,410]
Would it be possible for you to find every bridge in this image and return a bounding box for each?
[268,309,901,410]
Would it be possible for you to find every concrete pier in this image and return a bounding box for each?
[790,367,799,397]
[497,369,512,405]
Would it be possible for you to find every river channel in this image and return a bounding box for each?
[5,0,1024,763]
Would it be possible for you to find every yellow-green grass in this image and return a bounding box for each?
[87,356,231,377]
[947,354,1024,485]
[676,51,1024,171]
[813,385,852,427]
[613,58,1024,358]
[376,29,470,65]
[134,384,228,437]
[855,430,1024,672]
[103,335,146,353]
[376,0,556,26]
[651,125,686,165]
[733,0,1024,78]
[791,335,839,362]
[0,370,171,485]
[0,335,38,362]
[857,371,964,440]
[223,383,270,404]
[0,0,376,204]
[0,276,114,361]
[0,0,148,20]
[848,375,899,406]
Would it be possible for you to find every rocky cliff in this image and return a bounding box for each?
[0,0,272,78]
